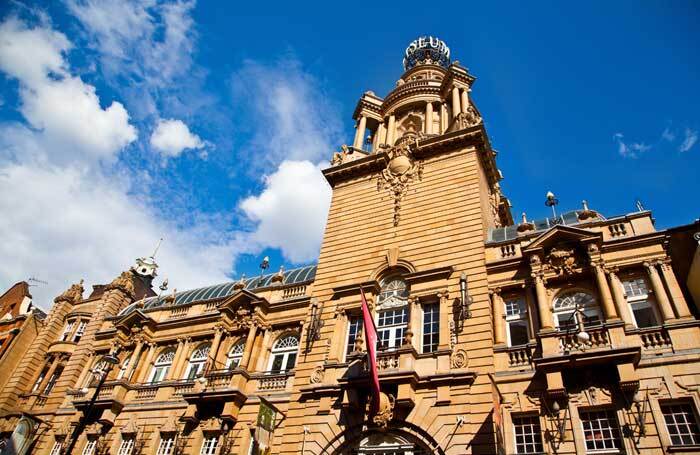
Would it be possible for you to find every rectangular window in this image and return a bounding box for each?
[505,299,530,347]
[200,436,218,455]
[661,402,700,446]
[117,437,135,455]
[116,356,130,380]
[32,366,49,392]
[580,409,623,452]
[59,321,75,341]
[623,277,660,328]
[513,414,543,454]
[43,366,63,395]
[49,441,63,455]
[345,316,362,357]
[377,307,408,350]
[156,436,175,455]
[82,439,97,455]
[422,303,439,353]
[72,321,87,342]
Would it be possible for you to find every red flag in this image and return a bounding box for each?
[360,287,380,415]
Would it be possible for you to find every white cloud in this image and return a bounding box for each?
[240,160,331,263]
[0,17,137,165]
[662,126,676,142]
[231,59,344,168]
[679,128,698,152]
[0,163,241,308]
[150,118,205,157]
[613,133,651,159]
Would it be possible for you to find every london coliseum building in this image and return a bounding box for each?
[1,37,699,455]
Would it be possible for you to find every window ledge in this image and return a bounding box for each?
[668,444,700,453]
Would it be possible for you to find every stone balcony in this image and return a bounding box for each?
[47,340,77,355]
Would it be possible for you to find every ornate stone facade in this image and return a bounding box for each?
[0,36,699,455]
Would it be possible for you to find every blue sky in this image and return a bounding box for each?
[0,1,698,306]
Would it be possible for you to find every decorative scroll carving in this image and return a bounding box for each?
[54,279,85,304]
[330,144,366,166]
[446,106,482,133]
[309,366,324,384]
[451,349,468,369]
[372,392,396,428]
[377,132,424,226]
[546,247,577,275]
[106,271,136,297]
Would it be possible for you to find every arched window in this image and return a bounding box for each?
[268,334,299,373]
[226,339,246,370]
[149,349,175,383]
[377,277,409,350]
[553,291,601,331]
[184,343,210,380]
[354,432,431,454]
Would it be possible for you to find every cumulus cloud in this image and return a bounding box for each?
[0,15,238,307]
[0,18,137,164]
[150,118,205,157]
[679,128,698,153]
[240,160,331,263]
[613,133,651,159]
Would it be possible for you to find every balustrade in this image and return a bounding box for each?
[558,327,610,353]
[507,346,533,367]
[135,386,158,400]
[168,306,189,319]
[639,327,673,351]
[282,285,306,299]
[257,374,288,392]
[376,352,400,370]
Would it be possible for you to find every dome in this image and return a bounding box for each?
[403,36,451,71]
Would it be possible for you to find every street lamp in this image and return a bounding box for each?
[63,354,119,454]
[545,191,559,219]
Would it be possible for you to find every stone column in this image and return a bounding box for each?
[38,357,60,393]
[524,285,539,338]
[461,88,470,113]
[387,114,396,146]
[408,297,421,351]
[172,337,191,379]
[438,292,451,350]
[645,262,675,321]
[534,274,553,330]
[451,87,461,118]
[593,263,618,320]
[135,343,157,383]
[377,122,387,147]
[123,338,144,381]
[607,269,634,326]
[353,116,367,149]
[254,329,273,372]
[440,103,448,133]
[165,339,185,380]
[75,352,95,388]
[241,325,258,370]
[371,128,379,151]
[424,102,433,135]
[209,326,225,370]
[659,260,693,318]
[491,289,506,345]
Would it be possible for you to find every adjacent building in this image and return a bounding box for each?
[0,36,698,455]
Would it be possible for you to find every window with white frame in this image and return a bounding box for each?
[81,439,97,455]
[345,316,362,357]
[149,349,176,383]
[422,303,439,353]
[553,292,601,331]
[59,320,75,341]
[268,334,299,373]
[200,436,218,455]
[622,277,660,328]
[579,409,623,453]
[226,339,246,369]
[377,308,408,350]
[661,402,700,446]
[505,298,530,346]
[116,356,131,380]
[513,414,543,454]
[377,277,409,307]
[184,343,211,380]
[43,366,63,394]
[72,320,88,342]
[32,365,49,392]
[156,436,175,455]
[117,436,135,455]
[49,441,63,455]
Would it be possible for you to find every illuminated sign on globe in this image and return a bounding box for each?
[403,36,451,71]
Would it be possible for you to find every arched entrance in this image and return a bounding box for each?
[324,425,443,455]
[352,432,430,454]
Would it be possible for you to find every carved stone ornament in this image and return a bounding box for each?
[54,279,85,304]
[446,105,482,133]
[120,416,139,435]
[372,392,396,428]
[107,271,136,297]
[330,144,366,166]
[52,419,72,437]
[451,349,468,369]
[377,132,424,227]
[85,423,102,437]
[309,366,324,384]
[546,247,577,275]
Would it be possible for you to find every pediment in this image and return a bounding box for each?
[522,225,601,253]
[114,308,155,331]
[218,289,268,317]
